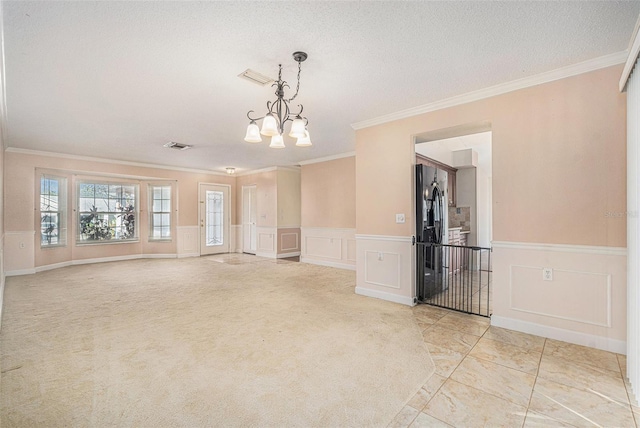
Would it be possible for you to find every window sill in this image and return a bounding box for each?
[41,244,67,249]
[148,238,173,243]
[76,239,140,246]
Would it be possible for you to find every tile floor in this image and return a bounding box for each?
[390,305,638,427]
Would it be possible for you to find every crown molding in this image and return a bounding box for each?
[235,165,300,177]
[298,151,355,165]
[4,147,229,176]
[620,13,640,92]
[352,51,628,131]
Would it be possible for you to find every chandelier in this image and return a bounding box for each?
[244,51,312,148]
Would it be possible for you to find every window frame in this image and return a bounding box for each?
[39,174,67,248]
[76,180,140,245]
[148,183,173,242]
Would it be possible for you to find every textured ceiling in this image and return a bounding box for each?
[3,1,639,173]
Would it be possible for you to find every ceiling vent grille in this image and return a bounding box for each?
[164,141,192,151]
[238,69,274,86]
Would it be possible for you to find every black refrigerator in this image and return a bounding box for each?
[415,164,447,301]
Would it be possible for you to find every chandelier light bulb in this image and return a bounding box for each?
[289,116,306,138]
[295,129,312,147]
[244,121,262,143]
[269,134,285,149]
[260,113,279,137]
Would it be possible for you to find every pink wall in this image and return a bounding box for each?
[4,151,235,268]
[301,156,356,229]
[356,65,627,247]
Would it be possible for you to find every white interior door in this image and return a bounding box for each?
[199,184,230,255]
[242,185,257,254]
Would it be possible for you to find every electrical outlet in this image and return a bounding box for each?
[19,242,25,249]
[542,268,553,281]
[378,252,383,261]
[395,213,405,224]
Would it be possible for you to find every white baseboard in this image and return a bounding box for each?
[256,251,277,259]
[301,257,356,271]
[0,274,4,331]
[6,268,36,276]
[355,286,416,306]
[277,252,301,259]
[11,254,181,275]
[177,252,200,259]
[491,315,626,354]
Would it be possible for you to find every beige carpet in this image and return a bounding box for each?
[1,255,434,427]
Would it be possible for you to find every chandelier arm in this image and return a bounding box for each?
[291,104,304,117]
[246,110,266,121]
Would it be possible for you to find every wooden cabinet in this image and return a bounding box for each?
[416,154,457,206]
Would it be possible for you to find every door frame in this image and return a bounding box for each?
[241,184,257,254]
[198,182,232,255]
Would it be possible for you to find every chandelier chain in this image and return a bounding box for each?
[287,60,302,103]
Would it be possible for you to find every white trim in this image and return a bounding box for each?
[5,268,36,276]
[298,152,356,165]
[277,225,302,230]
[620,14,640,92]
[492,240,626,256]
[11,254,180,275]
[235,165,300,177]
[178,252,200,259]
[352,51,628,130]
[276,251,300,259]
[355,234,412,243]
[5,147,229,176]
[355,286,415,307]
[256,251,276,259]
[300,257,356,271]
[491,315,626,355]
[301,227,356,233]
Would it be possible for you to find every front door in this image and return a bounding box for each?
[199,184,230,255]
[242,185,257,254]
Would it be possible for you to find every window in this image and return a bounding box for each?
[78,182,138,242]
[40,175,66,247]
[149,185,171,240]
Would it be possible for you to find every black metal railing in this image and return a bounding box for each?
[416,242,492,317]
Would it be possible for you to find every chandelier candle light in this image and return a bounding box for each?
[244,52,312,148]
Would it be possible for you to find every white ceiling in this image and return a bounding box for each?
[3,1,639,173]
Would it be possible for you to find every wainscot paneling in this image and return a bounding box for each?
[300,227,355,270]
[355,234,414,306]
[492,241,626,354]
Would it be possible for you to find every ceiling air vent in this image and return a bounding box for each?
[238,69,274,86]
[164,141,192,151]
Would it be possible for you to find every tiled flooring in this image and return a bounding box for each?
[391,305,638,427]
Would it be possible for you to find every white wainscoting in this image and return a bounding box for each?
[300,227,356,270]
[177,226,199,258]
[492,241,627,354]
[4,230,36,274]
[256,226,277,258]
[355,234,414,306]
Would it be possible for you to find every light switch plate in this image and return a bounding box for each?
[542,268,553,281]
[395,213,405,223]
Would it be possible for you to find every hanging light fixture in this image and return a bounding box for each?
[244,51,312,148]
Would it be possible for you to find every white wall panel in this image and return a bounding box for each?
[300,227,355,270]
[177,226,199,257]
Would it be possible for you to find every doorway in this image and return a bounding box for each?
[242,185,257,254]
[199,183,230,255]
[414,124,493,316]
